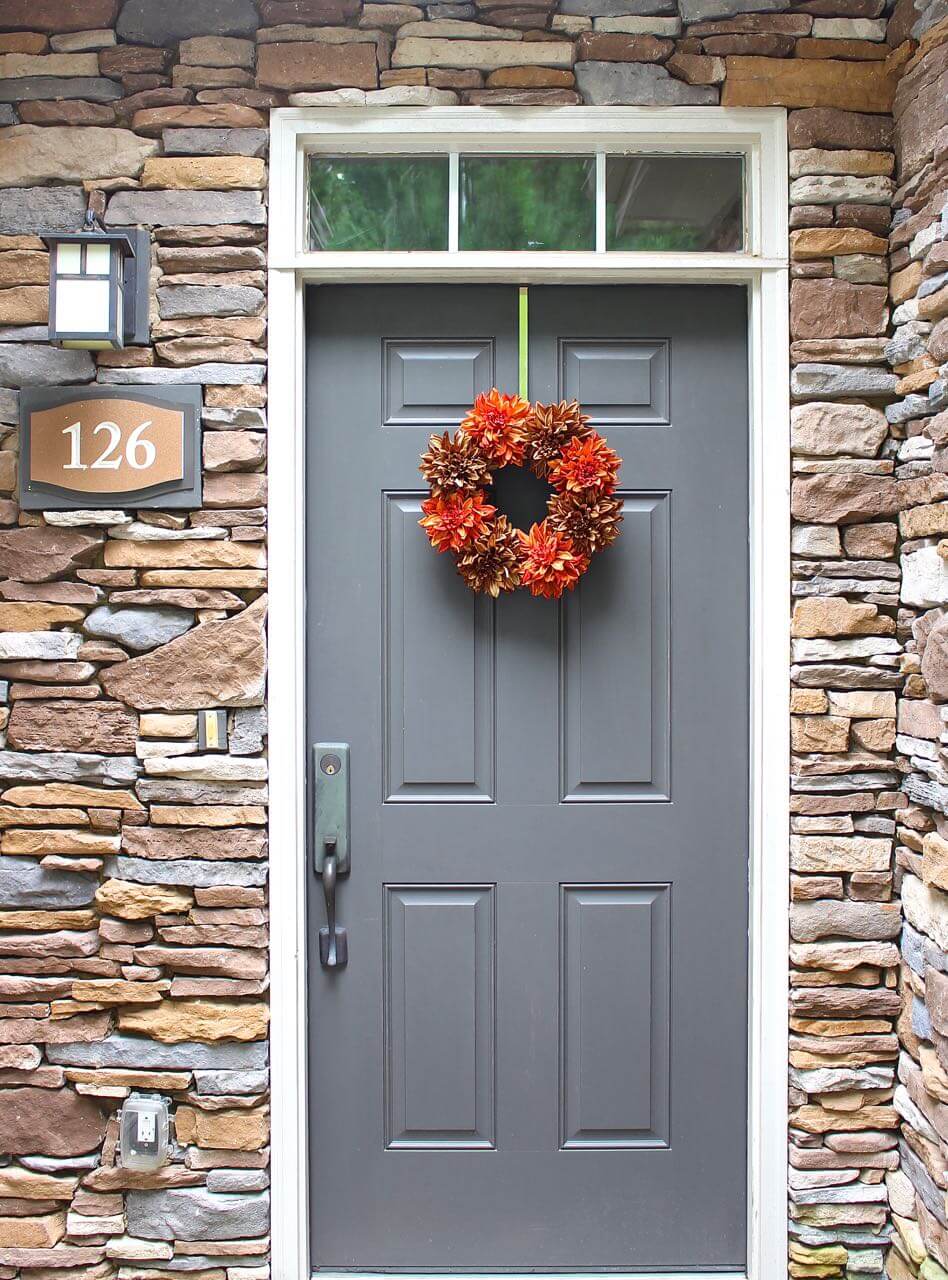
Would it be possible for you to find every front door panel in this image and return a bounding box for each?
[306,284,749,1272]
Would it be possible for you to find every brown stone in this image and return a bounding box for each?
[835,202,891,235]
[17,99,117,126]
[136,944,266,977]
[0,529,101,585]
[486,66,574,85]
[7,702,137,755]
[151,804,266,826]
[259,0,361,21]
[703,32,795,54]
[157,337,266,366]
[122,826,266,860]
[0,1212,65,1248]
[688,14,811,33]
[575,32,672,60]
[722,57,896,112]
[665,51,725,83]
[118,999,269,1043]
[2,784,141,809]
[794,37,887,59]
[142,157,266,191]
[0,250,47,287]
[463,89,581,104]
[99,46,169,76]
[131,105,268,135]
[0,34,47,53]
[791,597,890,638]
[0,1088,106,1157]
[790,279,888,339]
[204,474,267,508]
[791,473,946,524]
[102,595,265,711]
[256,40,378,90]
[0,0,118,32]
[790,227,887,259]
[173,1106,268,1151]
[203,432,266,473]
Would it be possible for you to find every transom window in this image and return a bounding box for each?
[307,152,744,254]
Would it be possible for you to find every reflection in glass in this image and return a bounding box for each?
[459,156,596,251]
[309,156,449,251]
[606,155,744,251]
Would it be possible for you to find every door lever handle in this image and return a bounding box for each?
[319,838,348,969]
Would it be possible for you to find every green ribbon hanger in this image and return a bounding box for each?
[518,285,528,401]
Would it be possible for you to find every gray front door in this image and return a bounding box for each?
[306,284,749,1273]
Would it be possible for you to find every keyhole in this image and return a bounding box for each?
[320,753,342,776]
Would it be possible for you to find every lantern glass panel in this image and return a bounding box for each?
[56,243,81,274]
[55,278,111,336]
[85,242,112,275]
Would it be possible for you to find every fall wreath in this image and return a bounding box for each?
[419,389,623,599]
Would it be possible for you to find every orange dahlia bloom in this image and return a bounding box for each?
[517,520,588,600]
[459,389,531,467]
[419,490,496,554]
[548,432,620,498]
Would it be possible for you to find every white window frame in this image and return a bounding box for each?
[267,105,790,1280]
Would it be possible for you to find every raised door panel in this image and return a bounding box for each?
[385,885,495,1149]
[561,339,669,425]
[561,492,670,801]
[383,494,495,802]
[383,338,494,426]
[559,885,670,1149]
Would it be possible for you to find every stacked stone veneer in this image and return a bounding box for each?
[0,1,941,1278]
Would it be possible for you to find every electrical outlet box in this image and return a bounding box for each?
[119,1093,170,1171]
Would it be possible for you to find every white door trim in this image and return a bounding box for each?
[266,105,790,1280]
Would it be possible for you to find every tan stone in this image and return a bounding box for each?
[901,502,948,538]
[791,597,890,638]
[2,829,119,856]
[139,714,197,740]
[791,715,850,753]
[102,596,266,712]
[722,57,896,111]
[842,522,896,557]
[95,880,193,921]
[0,909,97,931]
[139,570,267,588]
[0,1169,77,1200]
[131,106,269,135]
[790,689,828,713]
[151,804,267,826]
[789,227,888,259]
[118,999,269,1043]
[486,66,575,86]
[0,52,97,76]
[850,717,895,751]
[71,980,167,1006]
[0,603,84,631]
[0,805,89,828]
[393,37,572,70]
[891,261,924,307]
[0,125,157,188]
[0,285,46,324]
[142,157,266,192]
[790,146,894,178]
[173,1106,268,1150]
[103,541,264,569]
[6,702,137,755]
[791,400,887,457]
[0,1210,65,1248]
[923,833,948,892]
[664,51,725,83]
[826,690,895,719]
[790,835,891,873]
[789,1104,899,1133]
[1,784,142,810]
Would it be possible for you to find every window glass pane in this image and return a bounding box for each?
[459,156,596,251]
[606,156,744,252]
[309,156,449,251]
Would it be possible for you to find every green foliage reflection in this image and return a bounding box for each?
[459,156,596,251]
[309,156,449,251]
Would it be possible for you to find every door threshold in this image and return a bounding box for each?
[313,1271,748,1279]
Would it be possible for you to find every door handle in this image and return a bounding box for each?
[313,744,350,970]
[319,838,348,969]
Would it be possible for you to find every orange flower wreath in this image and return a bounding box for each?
[419,389,623,600]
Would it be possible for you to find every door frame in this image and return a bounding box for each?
[267,106,790,1280]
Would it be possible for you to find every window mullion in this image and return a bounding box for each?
[448,152,459,253]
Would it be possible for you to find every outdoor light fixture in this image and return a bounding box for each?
[42,212,149,351]
[119,1093,171,1172]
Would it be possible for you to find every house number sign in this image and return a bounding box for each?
[19,385,202,510]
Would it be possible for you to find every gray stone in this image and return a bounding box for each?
[230,707,267,756]
[105,190,265,228]
[0,387,17,424]
[562,0,675,10]
[887,393,935,424]
[0,106,12,125]
[20,1153,100,1171]
[203,406,267,430]
[901,921,928,975]
[104,856,268,888]
[0,324,47,341]
[0,185,86,236]
[0,632,81,661]
[0,856,97,909]
[84,605,194,653]
[912,994,933,1041]
[125,1188,269,1241]
[47,1034,267,1070]
[206,1169,269,1193]
[920,272,948,299]
[678,0,788,17]
[117,0,260,45]
[0,751,140,784]
[0,343,94,389]
[161,129,269,158]
[914,0,948,36]
[193,1068,269,1095]
[885,322,931,366]
[790,363,899,401]
[575,60,717,104]
[157,286,265,320]
[97,363,266,387]
[0,77,123,104]
[136,780,268,805]
[790,899,901,942]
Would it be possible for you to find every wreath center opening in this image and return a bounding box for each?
[489,465,551,533]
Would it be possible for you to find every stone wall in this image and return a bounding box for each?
[0,1,939,1278]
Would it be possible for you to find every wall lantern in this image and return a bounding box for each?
[42,213,149,351]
